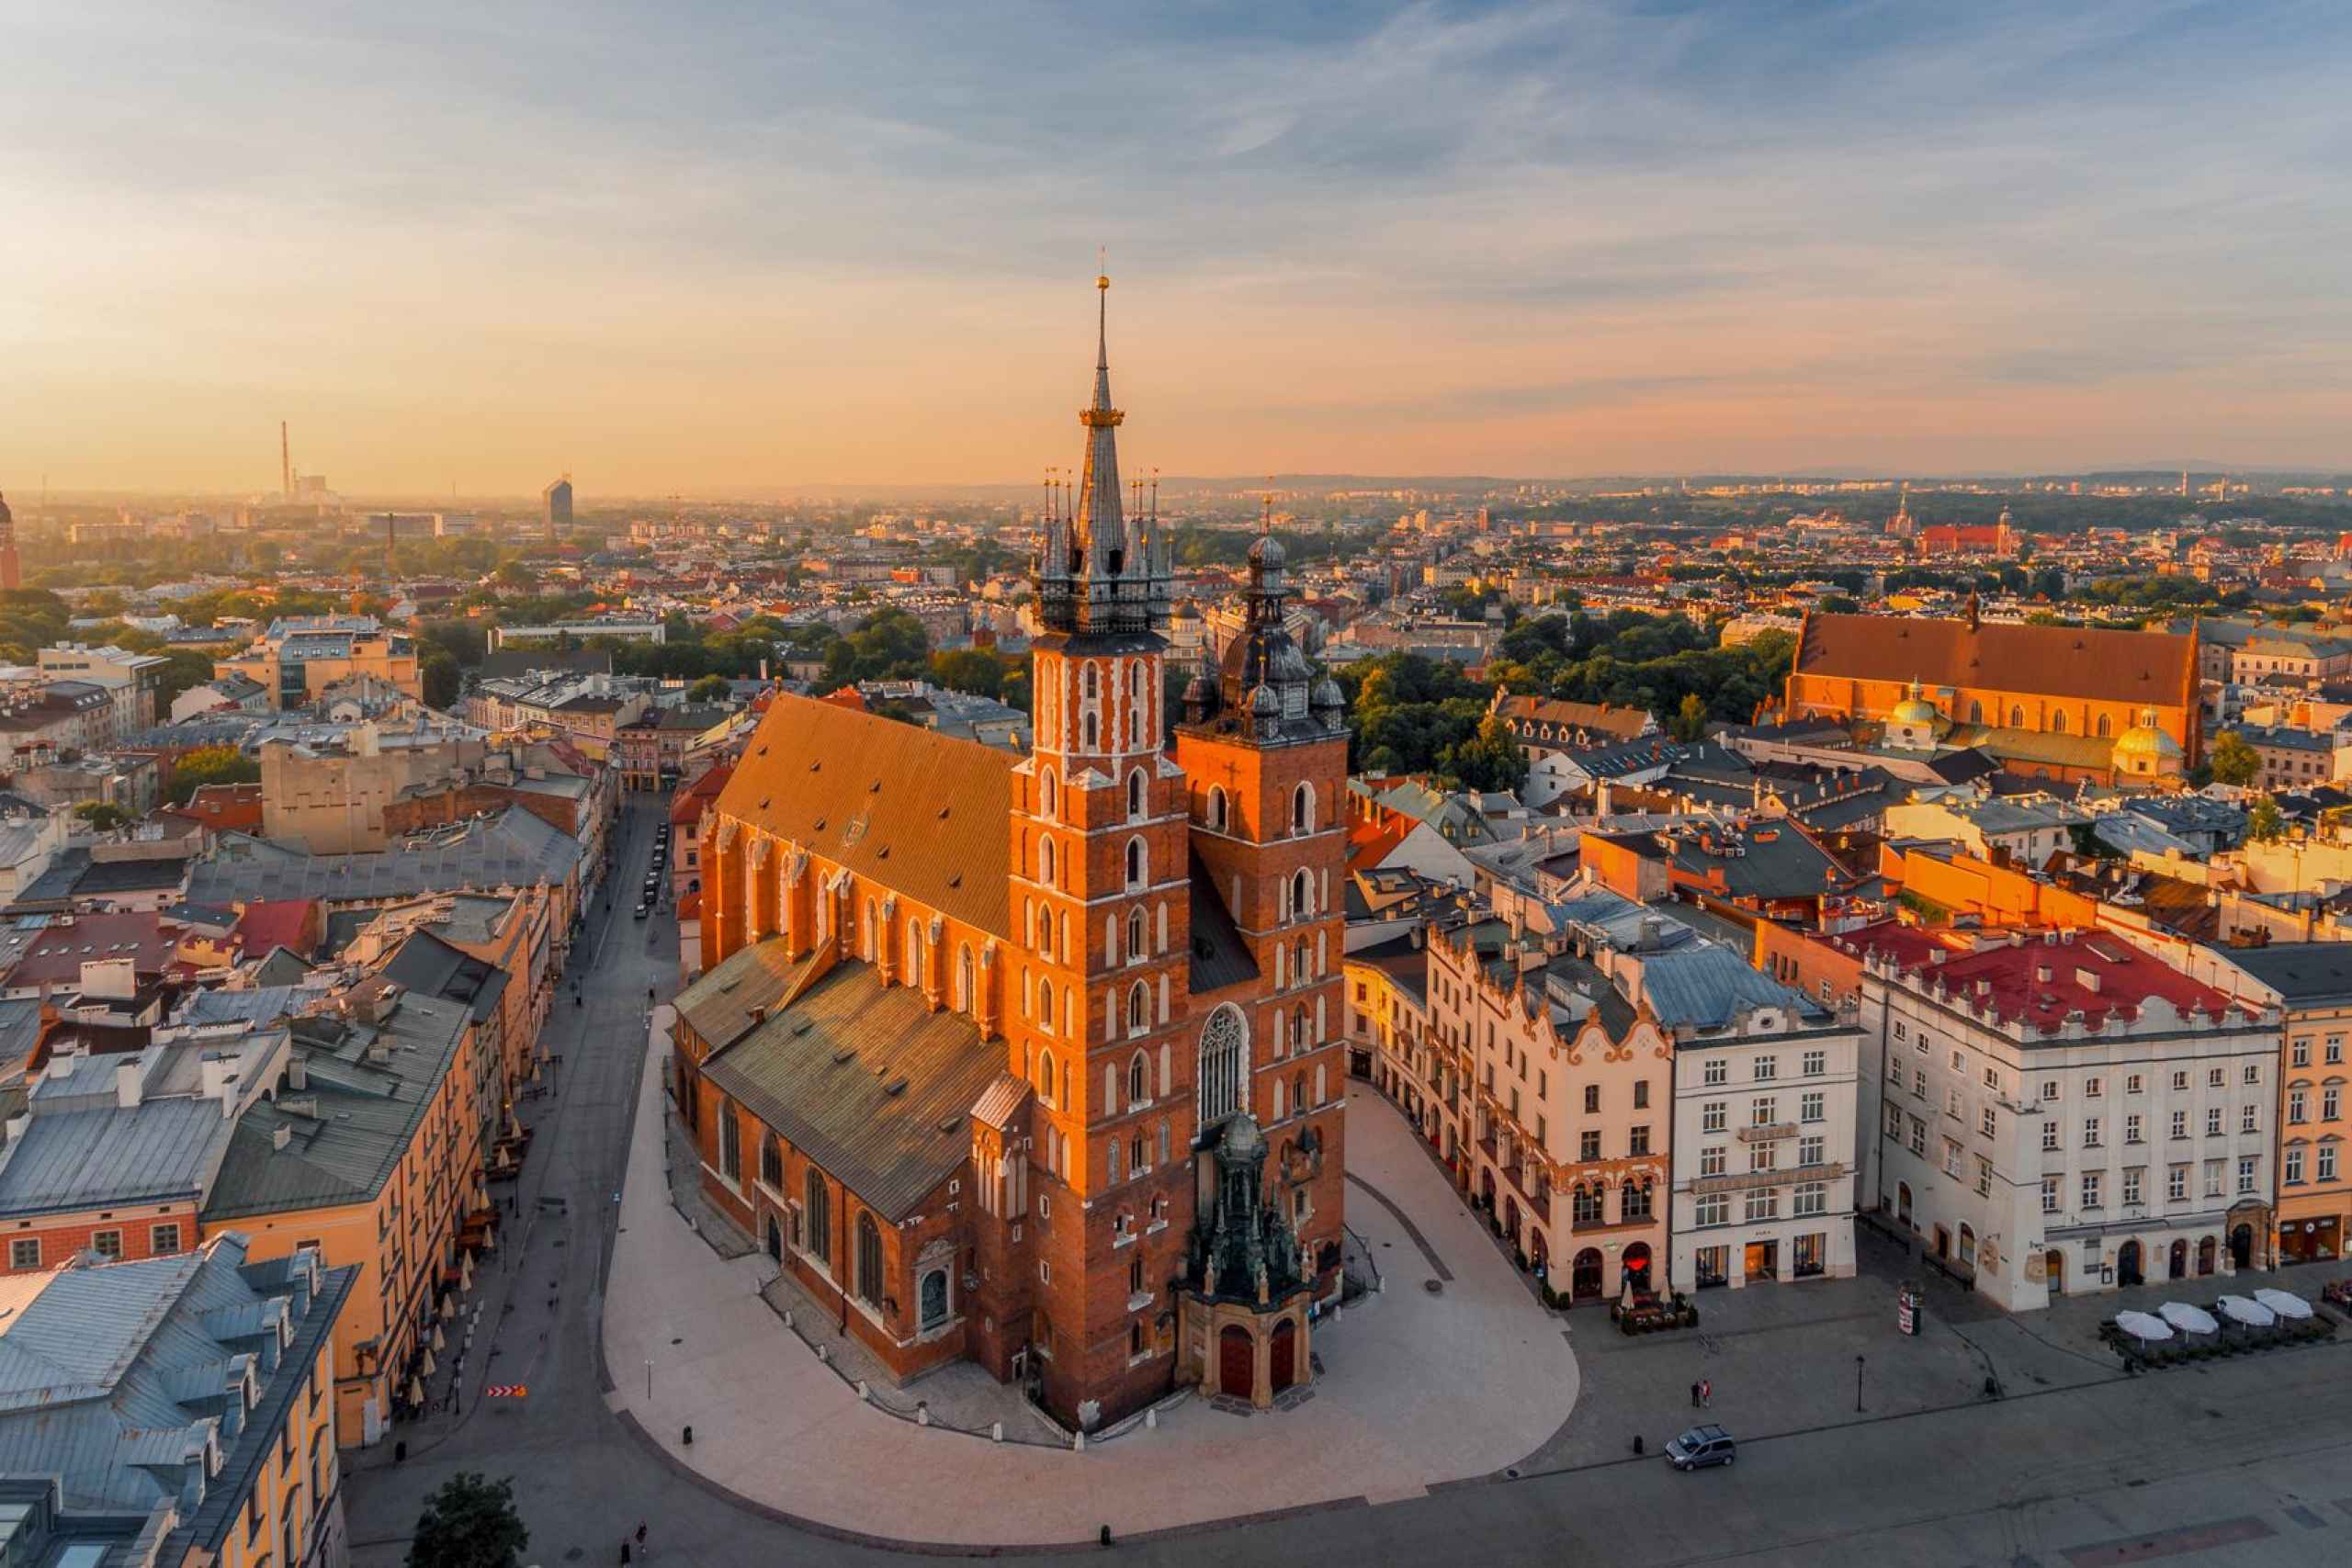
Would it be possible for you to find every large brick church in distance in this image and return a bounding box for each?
[670,275,1350,1429]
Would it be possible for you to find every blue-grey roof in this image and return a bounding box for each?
[0,1234,351,1534]
[1638,942,1822,1032]
[187,807,578,908]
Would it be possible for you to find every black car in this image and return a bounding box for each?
[633,902,650,919]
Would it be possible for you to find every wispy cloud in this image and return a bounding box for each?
[2,0,2348,491]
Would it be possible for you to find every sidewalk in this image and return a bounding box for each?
[601,1038,1581,1547]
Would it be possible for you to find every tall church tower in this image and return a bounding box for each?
[1011,272,1194,1422]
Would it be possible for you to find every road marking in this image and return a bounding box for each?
[2060,1516,2276,1565]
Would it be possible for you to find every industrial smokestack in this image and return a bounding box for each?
[281,421,292,499]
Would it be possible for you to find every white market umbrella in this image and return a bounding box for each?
[460,1253,476,1292]
[431,1324,446,1353]
[2216,1293,2276,1327]
[420,1348,436,1378]
[2115,1310,2173,1342]
[2158,1302,2219,1335]
[406,1378,425,1405]
[2254,1288,2314,1320]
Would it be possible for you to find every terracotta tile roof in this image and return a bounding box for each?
[670,762,732,826]
[714,694,1014,938]
[1491,694,1653,742]
[1794,615,2195,708]
[1832,919,2251,1035]
[1346,816,1414,875]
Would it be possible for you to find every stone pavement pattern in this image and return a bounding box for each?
[600,1056,1581,1544]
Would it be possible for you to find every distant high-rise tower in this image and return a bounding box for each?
[543,475,573,543]
[281,422,293,499]
[0,491,18,592]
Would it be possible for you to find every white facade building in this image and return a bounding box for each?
[1849,924,2277,1311]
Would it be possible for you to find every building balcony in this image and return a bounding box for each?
[1689,1161,1846,1198]
[1736,1122,1797,1145]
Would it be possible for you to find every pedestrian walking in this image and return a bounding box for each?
[635,1522,648,1551]
[620,1539,631,1565]
[1690,1381,1702,1408]
[1700,1378,1712,1407]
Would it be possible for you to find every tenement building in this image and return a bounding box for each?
[1843,922,2276,1310]
[671,277,1349,1429]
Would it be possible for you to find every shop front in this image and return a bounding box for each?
[2278,1213,2343,1267]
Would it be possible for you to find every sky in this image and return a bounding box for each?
[4,0,2349,497]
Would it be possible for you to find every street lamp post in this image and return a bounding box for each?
[1854,1353,1866,1413]
[646,1359,653,1400]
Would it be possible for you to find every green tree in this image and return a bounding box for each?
[168,744,261,806]
[74,802,130,832]
[931,649,1006,699]
[686,673,733,704]
[492,560,537,592]
[2247,796,2287,844]
[1671,692,1709,741]
[405,1472,528,1568]
[2208,729,2261,787]
[422,647,462,709]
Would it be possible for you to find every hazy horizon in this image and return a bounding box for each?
[6,2,2350,496]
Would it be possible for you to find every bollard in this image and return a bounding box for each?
[1145,1408,1157,1430]
[854,1380,869,1402]
[784,1310,794,1330]
[917,1406,931,1427]
[1073,1430,1085,1452]
[991,1421,1004,1442]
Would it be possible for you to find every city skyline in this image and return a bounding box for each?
[6,1,2350,494]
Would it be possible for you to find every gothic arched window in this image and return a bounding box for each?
[855,1213,884,1305]
[1291,869,1312,919]
[1198,1004,1248,1129]
[1036,1047,1057,1103]
[1037,982,1056,1038]
[904,919,923,985]
[1125,838,1147,889]
[1208,786,1228,831]
[1084,662,1100,700]
[1127,981,1150,1035]
[2051,709,2068,735]
[1039,837,1057,886]
[1041,768,1058,818]
[1084,712,1100,750]
[1968,701,1984,725]
[957,944,975,1010]
[1293,782,1313,834]
[806,1168,831,1263]
[1126,906,1145,960]
[1128,1051,1149,1104]
[2008,705,2025,728]
[1127,768,1147,820]
[2096,713,2112,739]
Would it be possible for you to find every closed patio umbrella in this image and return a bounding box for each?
[2157,1302,2219,1335]
[2216,1294,2275,1327]
[2115,1310,2172,1342]
[460,1253,475,1292]
[420,1348,436,1378]
[431,1324,446,1353]
[2254,1288,2313,1320]
[406,1378,425,1406]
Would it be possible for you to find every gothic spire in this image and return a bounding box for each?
[1075,266,1125,564]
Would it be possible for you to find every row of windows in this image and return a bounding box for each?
[2046,1159,2260,1211]
[1695,1134,1828,1176]
[1700,1093,1826,1131]
[1699,1050,1827,1086]
[2283,1145,2344,1185]
[1691,1183,1827,1226]
[9,1223,180,1270]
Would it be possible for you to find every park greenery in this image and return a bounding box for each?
[167,744,262,805]
[404,1472,528,1568]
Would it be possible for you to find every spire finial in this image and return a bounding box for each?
[1261,479,1273,536]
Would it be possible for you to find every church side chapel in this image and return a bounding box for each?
[668,275,1350,1428]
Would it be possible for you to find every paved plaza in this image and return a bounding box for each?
[600,1028,1582,1546]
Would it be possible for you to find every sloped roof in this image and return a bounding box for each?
[1795,614,2194,708]
[1639,942,1819,1031]
[713,694,1014,937]
[379,930,509,1023]
[1492,694,1653,742]
[1186,852,1261,993]
[697,954,999,1221]
[187,807,580,908]
[673,940,811,1052]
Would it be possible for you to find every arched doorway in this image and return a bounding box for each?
[1270,1319,1298,1393]
[1529,1228,1549,1283]
[2168,1239,2188,1280]
[1481,1170,1497,1209]
[1958,1224,1976,1271]
[2117,1240,2143,1288]
[1623,1242,1653,1294]
[2044,1249,2064,1294]
[1219,1325,1254,1399]
[1571,1248,1603,1303]
[2198,1235,2218,1276]
[2230,1225,2253,1270]
[1503,1197,1521,1247]
[1897,1182,1913,1226]
[764,1215,783,1262]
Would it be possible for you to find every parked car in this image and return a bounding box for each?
[1665,1426,1735,1472]
[634,903,650,919]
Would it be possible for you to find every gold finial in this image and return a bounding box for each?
[1097,244,1109,291]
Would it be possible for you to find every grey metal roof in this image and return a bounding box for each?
[0,1235,351,1532]
[379,931,508,1024]
[2212,942,2352,1006]
[201,987,473,1222]
[698,956,1000,1222]
[1186,852,1260,993]
[187,807,579,908]
[673,941,807,1053]
[0,1098,237,1218]
[1639,942,1819,1032]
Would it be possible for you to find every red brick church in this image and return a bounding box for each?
[671,276,1349,1429]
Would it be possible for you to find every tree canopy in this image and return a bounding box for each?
[168,744,261,806]
[405,1472,528,1568]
